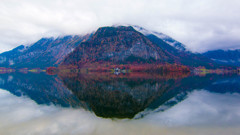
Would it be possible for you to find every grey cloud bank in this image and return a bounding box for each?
[0,0,240,53]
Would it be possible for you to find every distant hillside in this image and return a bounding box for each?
[0,35,91,68]
[203,49,240,66]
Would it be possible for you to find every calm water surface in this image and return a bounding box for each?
[0,72,240,135]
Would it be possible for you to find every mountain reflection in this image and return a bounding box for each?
[58,72,240,119]
[0,72,239,119]
[58,72,189,118]
[0,73,82,107]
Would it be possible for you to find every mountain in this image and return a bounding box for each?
[61,26,172,66]
[61,26,217,69]
[0,45,26,65]
[0,34,91,68]
[203,49,240,66]
[0,25,218,69]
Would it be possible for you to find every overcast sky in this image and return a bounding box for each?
[0,0,240,53]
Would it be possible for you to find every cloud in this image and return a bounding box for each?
[0,0,240,53]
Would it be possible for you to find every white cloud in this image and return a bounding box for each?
[0,0,240,53]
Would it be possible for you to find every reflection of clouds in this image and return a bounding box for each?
[144,90,240,127]
[0,89,58,127]
[0,89,97,135]
[0,89,240,135]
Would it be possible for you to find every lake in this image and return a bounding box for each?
[0,72,240,135]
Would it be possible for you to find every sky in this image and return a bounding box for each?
[0,0,240,53]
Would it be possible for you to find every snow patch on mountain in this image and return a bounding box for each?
[132,25,187,51]
[9,60,14,65]
[18,46,28,52]
[0,56,6,64]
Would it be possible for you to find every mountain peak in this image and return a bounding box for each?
[91,26,136,40]
[61,25,172,67]
[98,26,135,31]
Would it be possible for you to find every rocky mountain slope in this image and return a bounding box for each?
[0,35,91,68]
[61,26,172,66]
[61,26,216,68]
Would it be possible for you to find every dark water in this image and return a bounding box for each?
[0,72,240,135]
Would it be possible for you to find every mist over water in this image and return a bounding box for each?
[0,73,240,135]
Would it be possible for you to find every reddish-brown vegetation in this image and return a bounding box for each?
[46,67,58,75]
[0,67,15,74]
[58,62,190,73]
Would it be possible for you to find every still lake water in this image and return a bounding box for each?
[0,72,240,135]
